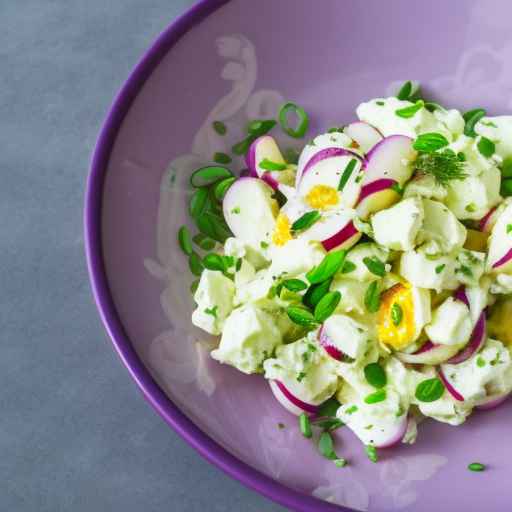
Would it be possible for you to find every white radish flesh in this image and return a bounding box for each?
[269,380,320,416]
[396,341,461,365]
[344,121,383,154]
[246,135,286,190]
[223,177,278,245]
[362,135,416,185]
[299,210,361,251]
[298,148,362,209]
[356,179,400,219]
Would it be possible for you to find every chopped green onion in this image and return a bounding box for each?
[202,253,228,271]
[177,225,193,255]
[365,445,378,463]
[334,458,348,468]
[213,177,235,201]
[302,278,333,309]
[425,101,446,112]
[299,413,312,438]
[192,233,215,251]
[188,251,204,276]
[318,432,338,460]
[501,157,512,178]
[190,279,199,294]
[247,119,276,136]
[259,158,287,171]
[314,291,342,322]
[213,152,232,165]
[292,210,321,232]
[282,279,308,292]
[315,418,344,431]
[346,405,358,415]
[306,250,347,284]
[279,102,309,138]
[317,397,341,417]
[413,132,449,152]
[338,158,358,191]
[477,136,495,157]
[362,256,386,277]
[435,264,446,274]
[212,120,227,135]
[286,306,318,327]
[468,462,485,472]
[341,260,356,274]
[189,188,209,218]
[415,377,445,402]
[232,138,252,155]
[364,389,387,404]
[396,80,420,101]
[364,362,387,389]
[364,281,381,313]
[463,108,486,137]
[190,166,233,188]
[501,178,512,197]
[395,100,424,118]
[391,303,403,326]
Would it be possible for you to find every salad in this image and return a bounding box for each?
[178,82,512,466]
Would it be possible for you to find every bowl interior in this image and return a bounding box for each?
[98,0,512,510]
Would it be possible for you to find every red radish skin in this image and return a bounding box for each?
[344,122,383,154]
[446,312,486,364]
[296,147,360,186]
[453,286,469,306]
[318,326,345,361]
[492,247,512,269]
[270,380,320,415]
[478,206,497,232]
[376,415,409,449]
[362,135,415,185]
[396,342,460,365]
[358,178,398,202]
[438,369,465,402]
[321,220,359,251]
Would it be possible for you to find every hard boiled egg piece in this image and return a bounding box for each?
[377,283,431,351]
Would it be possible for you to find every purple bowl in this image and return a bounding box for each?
[85,1,512,510]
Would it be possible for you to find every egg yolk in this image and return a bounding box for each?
[272,213,292,246]
[305,185,339,210]
[377,283,416,350]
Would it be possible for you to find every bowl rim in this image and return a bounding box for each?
[83,0,350,511]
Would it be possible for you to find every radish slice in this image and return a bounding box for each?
[476,392,511,410]
[356,178,400,219]
[446,311,486,364]
[246,136,286,190]
[478,206,497,233]
[362,135,416,185]
[438,368,465,402]
[487,201,512,272]
[223,177,278,245]
[396,342,461,365]
[453,285,469,307]
[376,414,409,449]
[318,326,345,361]
[344,121,383,154]
[492,248,512,269]
[269,380,320,416]
[297,148,362,208]
[299,211,361,252]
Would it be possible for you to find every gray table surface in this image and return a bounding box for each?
[1,1,286,510]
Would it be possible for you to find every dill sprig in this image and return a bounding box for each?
[414,150,467,186]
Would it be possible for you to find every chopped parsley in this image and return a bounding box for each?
[296,371,307,382]
[365,445,378,463]
[231,206,241,214]
[346,405,358,415]
[435,264,446,274]
[391,303,403,326]
[476,356,486,368]
[507,224,512,235]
